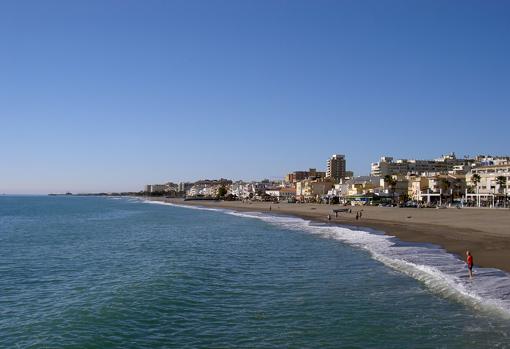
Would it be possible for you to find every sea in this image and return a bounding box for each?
[1,196,510,348]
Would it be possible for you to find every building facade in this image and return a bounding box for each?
[465,165,510,206]
[285,168,326,183]
[326,154,346,182]
[371,153,474,177]
[296,178,333,202]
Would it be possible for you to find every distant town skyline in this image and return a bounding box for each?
[1,1,509,194]
[5,151,508,195]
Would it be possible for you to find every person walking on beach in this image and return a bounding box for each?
[355,212,359,220]
[466,251,474,278]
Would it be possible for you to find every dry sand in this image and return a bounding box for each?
[150,198,510,273]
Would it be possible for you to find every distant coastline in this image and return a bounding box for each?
[48,192,143,197]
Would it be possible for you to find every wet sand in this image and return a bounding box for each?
[149,198,510,273]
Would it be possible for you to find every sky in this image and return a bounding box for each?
[1,0,509,194]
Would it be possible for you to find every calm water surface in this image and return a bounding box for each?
[1,196,509,348]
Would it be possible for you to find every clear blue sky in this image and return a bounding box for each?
[1,0,509,194]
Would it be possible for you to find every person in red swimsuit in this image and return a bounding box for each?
[466,250,474,278]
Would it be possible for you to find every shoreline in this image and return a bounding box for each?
[146,197,510,273]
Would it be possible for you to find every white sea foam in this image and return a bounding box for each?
[145,200,225,212]
[145,200,510,318]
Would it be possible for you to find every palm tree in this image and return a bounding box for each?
[496,176,507,207]
[496,176,507,193]
[471,173,481,207]
[440,178,451,205]
[384,175,397,204]
[471,173,481,186]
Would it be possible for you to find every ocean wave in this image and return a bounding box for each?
[144,200,510,318]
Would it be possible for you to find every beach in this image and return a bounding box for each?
[152,198,510,273]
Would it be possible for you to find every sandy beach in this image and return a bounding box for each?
[149,198,510,273]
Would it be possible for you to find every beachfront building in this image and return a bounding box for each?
[412,174,467,205]
[227,181,284,200]
[409,176,429,202]
[264,188,280,199]
[338,176,382,205]
[229,181,253,199]
[343,176,381,196]
[370,153,474,177]
[296,178,333,202]
[378,175,409,201]
[326,154,346,182]
[186,179,232,198]
[187,184,215,197]
[466,164,510,207]
[265,187,296,201]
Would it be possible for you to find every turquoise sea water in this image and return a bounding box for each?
[1,196,509,348]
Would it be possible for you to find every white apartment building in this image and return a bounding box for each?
[296,179,334,201]
[371,153,472,176]
[186,184,220,197]
[265,187,296,201]
[465,165,509,207]
[466,165,510,195]
[229,182,256,199]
